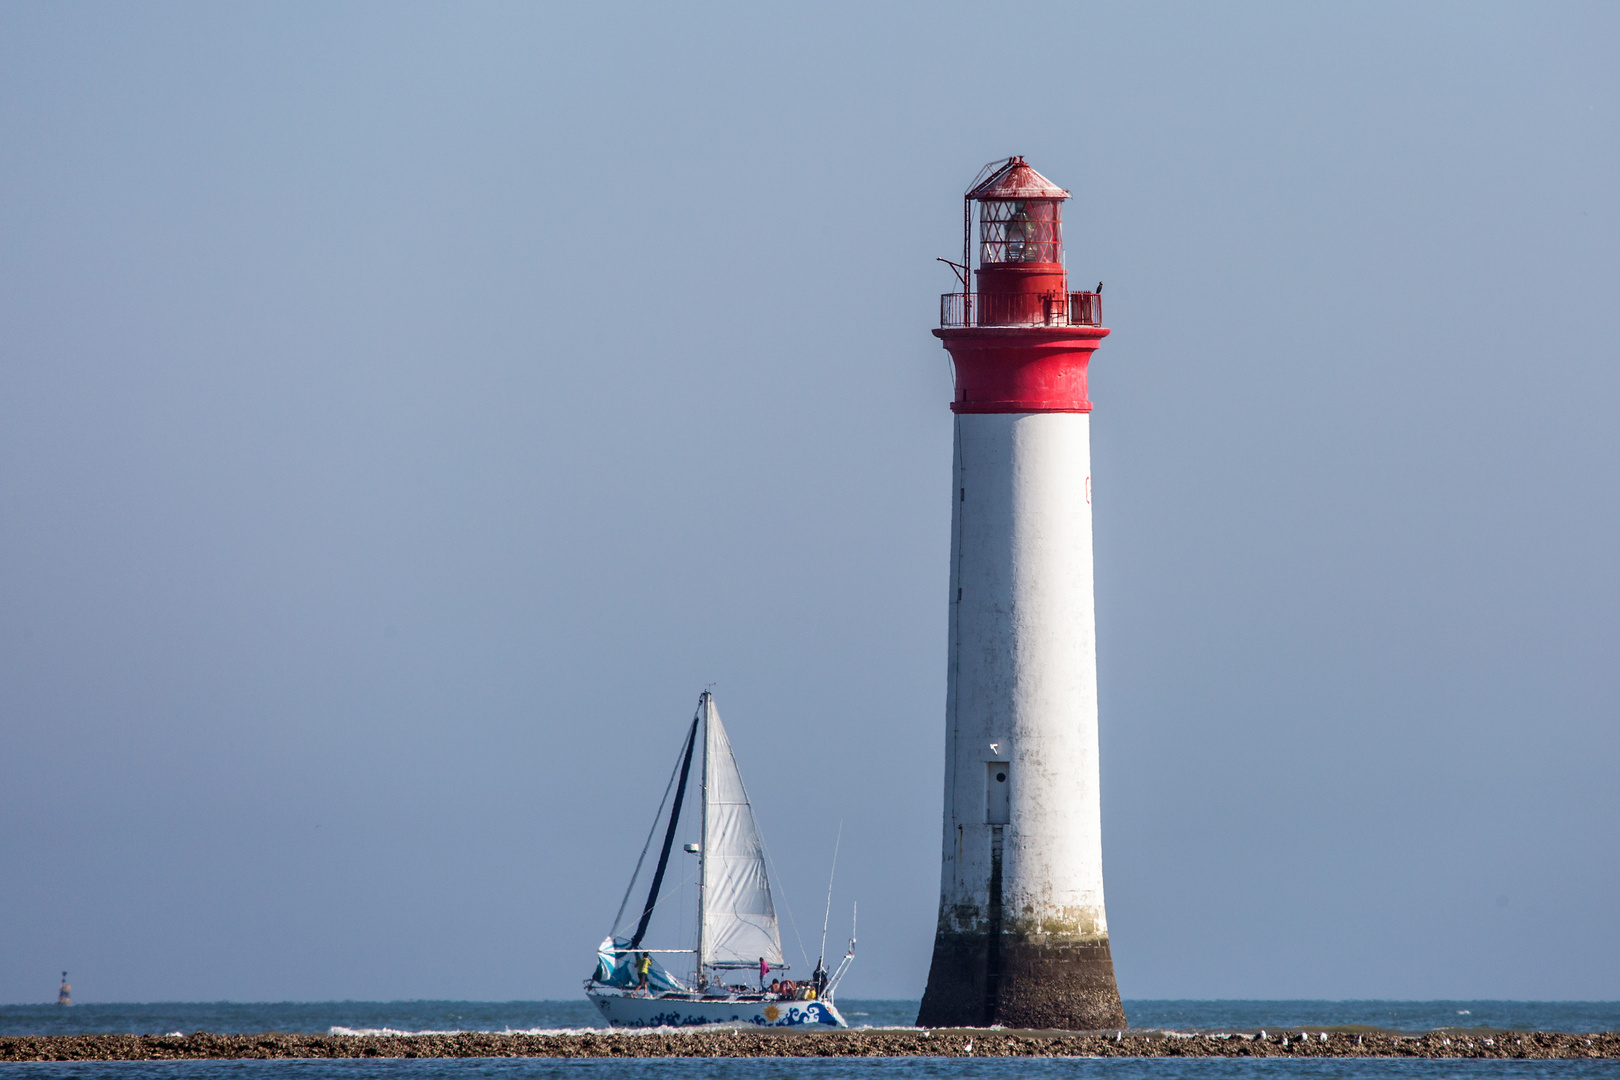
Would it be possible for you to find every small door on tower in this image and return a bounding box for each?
[986,762,1010,825]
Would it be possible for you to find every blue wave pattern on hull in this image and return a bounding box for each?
[591,994,843,1028]
[627,1003,836,1028]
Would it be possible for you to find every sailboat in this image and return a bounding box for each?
[585,691,854,1028]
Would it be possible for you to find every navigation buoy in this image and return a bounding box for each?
[57,972,71,1006]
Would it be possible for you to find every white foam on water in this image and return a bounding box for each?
[330,1025,751,1037]
[330,1028,447,1037]
[329,1022,939,1037]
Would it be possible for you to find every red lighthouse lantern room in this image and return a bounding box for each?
[941,156,1100,329]
[937,157,1107,415]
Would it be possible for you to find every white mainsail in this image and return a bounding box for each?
[700,694,785,970]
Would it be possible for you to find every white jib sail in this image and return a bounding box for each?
[701,696,786,970]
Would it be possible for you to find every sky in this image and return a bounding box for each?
[1,1,1617,1005]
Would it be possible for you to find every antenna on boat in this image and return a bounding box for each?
[822,900,858,1000]
[817,820,843,970]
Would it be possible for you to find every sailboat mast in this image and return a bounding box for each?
[696,691,711,986]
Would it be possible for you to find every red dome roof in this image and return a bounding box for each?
[967,156,1069,201]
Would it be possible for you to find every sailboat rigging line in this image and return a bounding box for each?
[628,713,700,950]
[611,720,691,934]
[608,862,700,947]
[818,820,843,966]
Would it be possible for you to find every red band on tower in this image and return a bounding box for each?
[937,325,1110,413]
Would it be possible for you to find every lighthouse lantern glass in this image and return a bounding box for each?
[978,199,1062,265]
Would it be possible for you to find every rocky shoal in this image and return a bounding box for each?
[2,1029,1617,1061]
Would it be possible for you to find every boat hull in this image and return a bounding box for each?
[587,990,846,1028]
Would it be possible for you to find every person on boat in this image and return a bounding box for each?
[758,957,769,990]
[813,961,828,999]
[633,953,651,994]
[768,979,781,996]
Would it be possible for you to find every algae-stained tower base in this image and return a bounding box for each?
[917,158,1126,1030]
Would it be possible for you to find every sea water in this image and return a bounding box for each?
[3,1001,1617,1038]
[2,1056,1620,1080]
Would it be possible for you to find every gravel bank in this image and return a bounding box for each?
[2,1029,1617,1061]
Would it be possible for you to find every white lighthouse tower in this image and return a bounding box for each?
[917,158,1126,1030]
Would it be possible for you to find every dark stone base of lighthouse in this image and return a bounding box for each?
[917,933,1127,1030]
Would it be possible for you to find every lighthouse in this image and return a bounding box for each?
[917,158,1126,1030]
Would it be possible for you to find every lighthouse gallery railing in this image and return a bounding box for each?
[940,291,1101,328]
